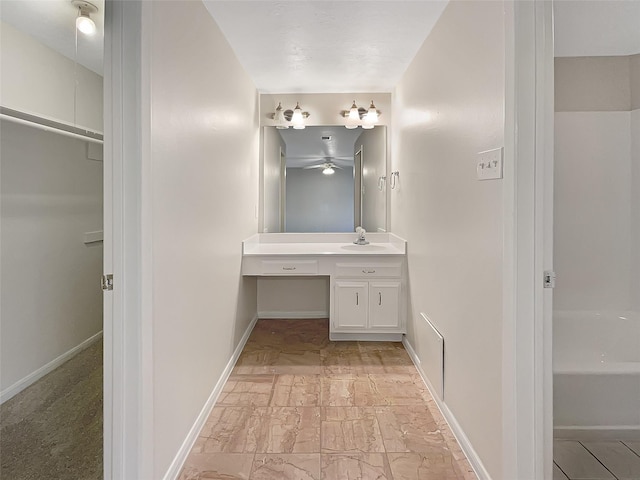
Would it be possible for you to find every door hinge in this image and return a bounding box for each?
[102,274,113,291]
[543,271,555,289]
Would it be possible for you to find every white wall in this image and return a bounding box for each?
[285,167,354,232]
[258,277,329,318]
[554,55,639,312]
[391,2,505,478]
[261,127,285,233]
[148,1,259,476]
[0,21,103,132]
[554,112,632,311]
[0,121,103,395]
[357,127,387,232]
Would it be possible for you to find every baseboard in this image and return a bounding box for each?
[554,426,640,441]
[0,330,103,405]
[402,336,492,480]
[162,314,259,480]
[258,310,328,319]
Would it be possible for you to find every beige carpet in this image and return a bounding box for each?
[0,339,103,480]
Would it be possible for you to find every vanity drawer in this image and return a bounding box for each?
[261,260,319,275]
[335,263,402,278]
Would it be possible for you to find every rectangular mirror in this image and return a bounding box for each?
[261,125,387,233]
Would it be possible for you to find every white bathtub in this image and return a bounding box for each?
[553,311,640,439]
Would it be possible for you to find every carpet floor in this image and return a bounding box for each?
[0,339,103,480]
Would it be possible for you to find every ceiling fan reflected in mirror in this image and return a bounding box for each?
[302,161,344,175]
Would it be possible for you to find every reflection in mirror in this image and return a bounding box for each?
[262,126,387,233]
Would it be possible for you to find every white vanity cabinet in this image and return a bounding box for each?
[334,280,401,330]
[331,261,404,340]
[241,233,407,341]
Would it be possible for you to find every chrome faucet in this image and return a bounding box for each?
[354,226,369,245]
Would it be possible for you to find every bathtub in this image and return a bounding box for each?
[553,311,640,439]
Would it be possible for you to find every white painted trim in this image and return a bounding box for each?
[402,336,491,480]
[502,1,553,478]
[162,315,259,480]
[0,331,103,404]
[258,310,328,319]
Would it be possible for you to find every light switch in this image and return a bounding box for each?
[477,147,503,180]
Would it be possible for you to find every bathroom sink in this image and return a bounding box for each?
[340,244,387,252]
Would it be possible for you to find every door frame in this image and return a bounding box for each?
[502,1,554,478]
[103,0,154,478]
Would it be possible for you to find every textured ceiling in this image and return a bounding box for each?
[0,0,104,75]
[202,1,448,93]
[3,0,638,89]
[554,0,640,57]
[279,126,365,168]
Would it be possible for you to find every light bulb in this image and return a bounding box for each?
[291,102,305,129]
[76,13,96,35]
[323,167,335,175]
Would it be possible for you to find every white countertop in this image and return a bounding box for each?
[242,233,406,256]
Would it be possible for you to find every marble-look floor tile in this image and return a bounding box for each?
[321,407,385,453]
[216,375,274,407]
[178,453,254,480]
[320,374,373,406]
[251,454,320,480]
[233,350,321,375]
[375,405,445,453]
[367,374,428,406]
[387,452,464,480]
[270,375,320,407]
[320,453,393,480]
[255,407,321,454]
[199,407,263,453]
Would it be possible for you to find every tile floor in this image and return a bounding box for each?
[554,440,640,480]
[179,319,477,480]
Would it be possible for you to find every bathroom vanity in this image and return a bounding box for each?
[242,233,407,341]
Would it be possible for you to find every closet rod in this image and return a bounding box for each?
[0,107,104,145]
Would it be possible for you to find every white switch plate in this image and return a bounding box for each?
[477,147,503,180]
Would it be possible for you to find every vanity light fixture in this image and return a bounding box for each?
[269,102,310,130]
[72,0,98,36]
[341,100,381,129]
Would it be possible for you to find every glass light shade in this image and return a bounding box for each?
[274,103,288,129]
[348,101,360,121]
[366,101,379,122]
[322,167,335,175]
[291,103,305,129]
[345,124,358,130]
[76,14,96,35]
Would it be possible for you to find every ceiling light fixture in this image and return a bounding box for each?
[72,0,98,36]
[341,100,381,129]
[322,166,335,175]
[269,102,310,130]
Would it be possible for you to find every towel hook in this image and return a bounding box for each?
[390,171,400,189]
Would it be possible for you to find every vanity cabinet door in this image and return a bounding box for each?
[335,281,368,329]
[368,282,401,329]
